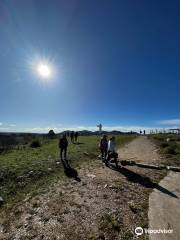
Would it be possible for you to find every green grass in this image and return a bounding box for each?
[0,135,135,216]
[149,133,180,166]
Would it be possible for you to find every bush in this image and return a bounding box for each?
[30,139,41,148]
[169,138,176,142]
[164,145,176,155]
[154,136,165,141]
[160,142,169,148]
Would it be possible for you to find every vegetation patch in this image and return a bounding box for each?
[149,134,180,166]
[30,139,41,148]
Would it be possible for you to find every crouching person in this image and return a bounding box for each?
[106,136,118,168]
[99,135,108,161]
[59,134,68,162]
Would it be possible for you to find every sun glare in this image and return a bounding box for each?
[29,54,58,84]
[37,63,52,79]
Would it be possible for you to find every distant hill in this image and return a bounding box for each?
[58,130,138,136]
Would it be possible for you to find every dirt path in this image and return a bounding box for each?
[119,136,160,164]
[148,171,180,240]
[0,136,168,240]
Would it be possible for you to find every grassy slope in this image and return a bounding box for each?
[0,135,135,217]
[149,134,180,166]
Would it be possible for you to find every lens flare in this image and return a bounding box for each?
[28,53,59,85]
[37,63,51,78]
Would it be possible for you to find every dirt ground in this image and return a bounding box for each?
[149,171,180,240]
[0,136,166,240]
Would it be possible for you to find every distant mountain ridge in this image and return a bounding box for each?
[59,130,138,136]
[0,130,138,138]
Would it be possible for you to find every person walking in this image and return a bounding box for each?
[106,136,118,168]
[59,134,68,162]
[99,135,108,161]
[70,131,74,143]
[74,131,79,142]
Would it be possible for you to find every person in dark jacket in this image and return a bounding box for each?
[99,135,108,160]
[74,131,79,142]
[59,134,68,161]
[70,131,74,143]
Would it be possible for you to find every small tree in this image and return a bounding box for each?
[48,129,56,139]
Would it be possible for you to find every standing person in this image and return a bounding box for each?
[59,134,68,162]
[106,136,118,167]
[74,131,79,142]
[99,135,108,161]
[70,131,74,143]
[143,130,146,135]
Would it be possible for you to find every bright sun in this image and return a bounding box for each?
[37,63,52,79]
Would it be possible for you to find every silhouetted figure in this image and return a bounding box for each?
[74,131,79,142]
[106,136,118,168]
[59,134,68,162]
[99,135,108,161]
[70,131,74,143]
[140,130,142,135]
[144,130,146,135]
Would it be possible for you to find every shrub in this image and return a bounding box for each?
[164,145,176,155]
[175,144,180,154]
[169,138,175,142]
[160,142,169,148]
[154,136,164,141]
[30,139,41,148]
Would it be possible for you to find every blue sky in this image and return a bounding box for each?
[0,0,180,133]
